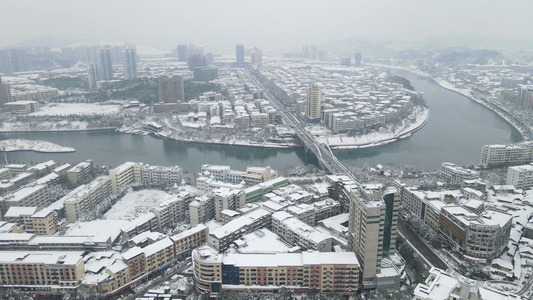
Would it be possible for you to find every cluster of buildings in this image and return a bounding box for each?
[0,74,53,113]
[191,178,404,294]
[481,141,533,168]
[399,161,533,276]
[0,157,412,297]
[0,48,29,74]
[87,45,138,89]
[260,61,424,133]
[176,91,278,130]
[282,45,328,61]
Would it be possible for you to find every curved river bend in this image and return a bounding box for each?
[0,71,520,172]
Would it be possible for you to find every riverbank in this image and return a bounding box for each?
[314,106,430,149]
[431,77,526,141]
[374,63,526,141]
[0,127,117,134]
[153,131,300,149]
[0,139,75,153]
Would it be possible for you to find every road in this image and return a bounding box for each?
[398,218,448,270]
[243,68,354,178]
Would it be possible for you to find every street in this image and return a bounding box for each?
[398,218,448,270]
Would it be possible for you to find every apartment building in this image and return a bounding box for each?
[5,164,27,175]
[192,245,359,295]
[200,165,278,186]
[53,163,72,176]
[0,172,35,194]
[63,176,112,222]
[506,163,533,190]
[440,162,480,184]
[480,142,533,168]
[208,208,272,251]
[1,184,50,215]
[213,188,245,222]
[171,224,209,258]
[196,176,246,195]
[109,162,143,193]
[0,168,11,181]
[0,251,85,288]
[66,160,94,185]
[189,195,215,227]
[244,177,289,203]
[241,166,278,185]
[36,173,60,186]
[285,199,340,226]
[121,212,159,237]
[271,211,332,252]
[81,251,130,293]
[151,192,194,229]
[141,164,182,185]
[122,237,175,279]
[347,185,399,290]
[27,160,55,177]
[439,206,512,262]
[4,207,57,235]
[414,267,519,300]
[201,164,231,181]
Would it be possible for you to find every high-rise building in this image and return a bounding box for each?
[251,47,262,65]
[347,185,399,290]
[0,75,12,106]
[0,50,13,75]
[7,48,28,73]
[302,46,310,59]
[310,46,318,60]
[306,84,321,121]
[0,49,27,74]
[205,53,214,65]
[123,47,137,80]
[158,75,185,103]
[87,64,99,89]
[98,47,113,81]
[235,44,244,65]
[318,50,328,61]
[341,57,351,67]
[111,46,123,64]
[177,44,188,62]
[187,52,207,70]
[354,53,362,67]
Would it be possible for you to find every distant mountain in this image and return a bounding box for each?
[6,36,79,49]
[321,36,533,56]
[63,41,169,56]
[6,37,169,57]
[415,36,533,51]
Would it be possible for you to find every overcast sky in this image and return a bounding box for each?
[1,0,532,52]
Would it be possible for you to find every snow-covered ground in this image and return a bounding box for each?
[30,103,123,116]
[103,189,170,221]
[0,139,75,153]
[0,120,92,131]
[315,106,430,149]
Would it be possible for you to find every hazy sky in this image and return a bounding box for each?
[1,0,532,52]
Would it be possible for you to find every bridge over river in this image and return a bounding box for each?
[243,68,355,180]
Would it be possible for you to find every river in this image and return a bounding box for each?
[0,70,521,172]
